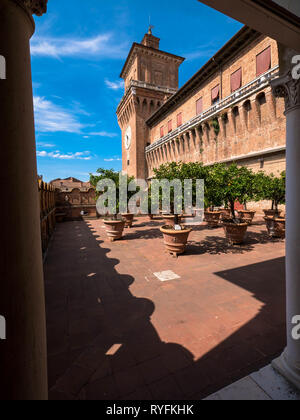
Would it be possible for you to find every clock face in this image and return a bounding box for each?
[125,126,132,150]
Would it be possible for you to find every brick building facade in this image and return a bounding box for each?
[50,177,97,221]
[117,26,286,195]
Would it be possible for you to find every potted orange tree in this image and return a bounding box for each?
[260,172,286,238]
[90,169,134,241]
[153,162,183,227]
[218,163,250,245]
[153,162,205,257]
[204,165,223,228]
[257,172,285,219]
[237,167,258,225]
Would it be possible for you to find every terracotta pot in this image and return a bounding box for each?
[238,210,256,225]
[163,215,182,227]
[104,219,125,242]
[181,213,195,219]
[223,221,248,245]
[264,217,286,239]
[204,211,221,228]
[219,209,231,220]
[122,213,134,228]
[263,209,282,218]
[160,225,192,257]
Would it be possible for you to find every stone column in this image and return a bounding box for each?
[0,0,48,400]
[180,135,185,162]
[155,148,159,167]
[265,88,277,122]
[271,46,300,390]
[186,132,191,160]
[166,142,171,162]
[170,140,176,161]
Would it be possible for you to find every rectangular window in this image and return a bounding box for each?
[160,126,164,138]
[168,120,172,133]
[196,98,203,115]
[211,85,220,105]
[256,46,271,77]
[177,113,183,127]
[231,68,242,93]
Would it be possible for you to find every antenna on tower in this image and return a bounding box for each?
[148,16,154,35]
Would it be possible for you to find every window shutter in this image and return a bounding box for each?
[196,98,203,115]
[211,85,220,103]
[256,46,271,76]
[168,120,172,133]
[231,68,242,92]
[160,126,164,138]
[177,113,183,127]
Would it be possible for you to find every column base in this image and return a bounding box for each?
[272,350,300,391]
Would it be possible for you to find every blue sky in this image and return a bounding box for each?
[32,0,242,182]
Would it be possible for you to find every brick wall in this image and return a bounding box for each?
[149,36,280,143]
[118,30,287,215]
[55,188,97,221]
[146,35,286,195]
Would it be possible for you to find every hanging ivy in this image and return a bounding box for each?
[221,113,228,123]
[210,118,220,138]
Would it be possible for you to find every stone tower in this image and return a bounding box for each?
[117,27,185,180]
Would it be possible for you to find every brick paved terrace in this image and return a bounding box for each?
[44,216,286,400]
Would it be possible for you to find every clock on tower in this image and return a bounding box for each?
[124,126,132,150]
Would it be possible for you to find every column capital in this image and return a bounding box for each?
[271,71,300,114]
[16,0,48,16]
[271,45,300,114]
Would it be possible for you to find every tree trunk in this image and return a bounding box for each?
[174,214,179,225]
[230,201,235,220]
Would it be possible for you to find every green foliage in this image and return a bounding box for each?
[90,168,134,216]
[153,162,207,213]
[90,168,120,193]
[153,162,260,217]
[210,118,220,138]
[90,165,286,221]
[255,171,286,210]
[204,164,224,210]
[215,164,257,219]
[154,162,207,182]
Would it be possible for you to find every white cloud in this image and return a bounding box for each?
[33,96,118,138]
[37,150,93,161]
[89,131,118,138]
[104,157,122,162]
[37,142,56,148]
[31,33,128,60]
[183,40,222,61]
[34,96,86,134]
[105,79,124,90]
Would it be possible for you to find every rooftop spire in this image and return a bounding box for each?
[142,23,160,50]
[148,25,154,35]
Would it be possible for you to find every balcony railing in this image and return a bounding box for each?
[146,66,279,153]
[117,80,178,114]
[130,80,178,95]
